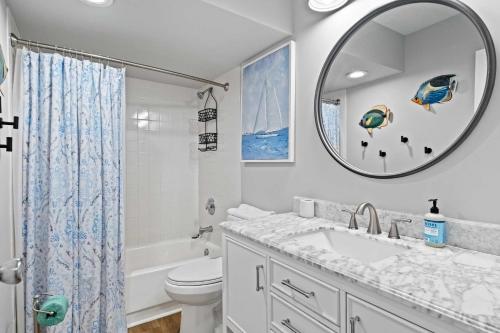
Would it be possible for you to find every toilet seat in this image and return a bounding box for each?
[167,257,222,286]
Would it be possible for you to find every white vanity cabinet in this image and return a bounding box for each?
[224,238,267,333]
[223,234,469,333]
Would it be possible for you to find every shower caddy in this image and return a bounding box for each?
[198,87,218,152]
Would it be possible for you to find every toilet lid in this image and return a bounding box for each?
[167,257,222,286]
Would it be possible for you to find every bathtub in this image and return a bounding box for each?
[125,238,221,326]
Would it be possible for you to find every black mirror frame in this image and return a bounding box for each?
[314,0,496,179]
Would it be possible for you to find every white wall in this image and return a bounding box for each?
[345,15,483,173]
[0,1,18,332]
[241,0,500,224]
[198,67,242,245]
[125,78,199,248]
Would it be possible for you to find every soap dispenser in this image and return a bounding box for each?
[424,199,446,247]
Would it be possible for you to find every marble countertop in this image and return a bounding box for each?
[220,213,500,333]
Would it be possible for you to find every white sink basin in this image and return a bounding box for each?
[290,229,410,264]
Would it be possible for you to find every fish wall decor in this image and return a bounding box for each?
[411,74,457,111]
[359,105,393,136]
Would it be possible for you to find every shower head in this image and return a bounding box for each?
[197,87,213,99]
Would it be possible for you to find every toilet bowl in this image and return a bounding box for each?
[165,256,222,333]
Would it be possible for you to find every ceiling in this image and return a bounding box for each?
[323,53,401,93]
[373,3,459,35]
[7,0,293,88]
[324,3,462,92]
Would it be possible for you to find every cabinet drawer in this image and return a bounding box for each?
[270,259,340,326]
[271,295,337,333]
[346,294,431,333]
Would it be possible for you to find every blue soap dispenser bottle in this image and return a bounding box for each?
[424,199,446,247]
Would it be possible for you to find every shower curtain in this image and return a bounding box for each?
[321,101,341,152]
[20,49,126,332]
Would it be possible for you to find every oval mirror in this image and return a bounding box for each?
[315,0,496,178]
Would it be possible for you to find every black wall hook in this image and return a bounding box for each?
[424,147,433,154]
[0,116,19,129]
[361,141,368,147]
[379,150,386,157]
[401,136,408,143]
[0,137,12,152]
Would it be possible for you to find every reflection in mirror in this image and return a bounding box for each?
[318,1,494,177]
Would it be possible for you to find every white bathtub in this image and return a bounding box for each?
[125,238,221,326]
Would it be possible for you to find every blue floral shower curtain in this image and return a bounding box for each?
[21,49,126,332]
[321,101,341,152]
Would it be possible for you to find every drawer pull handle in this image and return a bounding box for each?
[281,279,315,298]
[349,316,360,333]
[255,265,264,292]
[281,318,302,333]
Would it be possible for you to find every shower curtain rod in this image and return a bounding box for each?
[10,34,230,91]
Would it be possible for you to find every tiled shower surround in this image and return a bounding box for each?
[125,79,199,248]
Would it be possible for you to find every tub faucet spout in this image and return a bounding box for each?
[192,225,213,239]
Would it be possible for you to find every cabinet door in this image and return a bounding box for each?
[346,295,431,333]
[225,239,267,333]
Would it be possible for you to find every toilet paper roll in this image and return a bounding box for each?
[299,199,315,218]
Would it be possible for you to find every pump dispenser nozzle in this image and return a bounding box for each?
[428,199,439,214]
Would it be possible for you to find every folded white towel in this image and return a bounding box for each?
[227,204,274,220]
[226,215,244,222]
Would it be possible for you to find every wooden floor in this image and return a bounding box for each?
[128,312,181,333]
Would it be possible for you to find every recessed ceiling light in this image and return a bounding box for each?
[346,70,367,79]
[80,0,114,7]
[308,0,349,12]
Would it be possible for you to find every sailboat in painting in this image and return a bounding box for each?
[252,78,284,139]
[241,41,294,161]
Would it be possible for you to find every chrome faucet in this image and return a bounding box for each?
[355,202,381,234]
[388,218,412,239]
[192,225,213,239]
[341,209,358,229]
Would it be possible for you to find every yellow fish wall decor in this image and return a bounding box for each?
[359,105,393,136]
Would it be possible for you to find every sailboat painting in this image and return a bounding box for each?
[241,41,295,162]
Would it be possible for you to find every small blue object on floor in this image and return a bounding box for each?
[36,295,69,327]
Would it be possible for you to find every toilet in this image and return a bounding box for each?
[164,256,223,333]
[165,206,268,333]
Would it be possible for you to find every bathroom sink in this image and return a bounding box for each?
[290,229,410,264]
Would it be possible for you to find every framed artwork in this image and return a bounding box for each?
[241,41,295,162]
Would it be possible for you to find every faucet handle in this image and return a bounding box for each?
[388,218,412,239]
[341,209,358,230]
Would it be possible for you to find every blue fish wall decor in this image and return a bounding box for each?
[359,105,393,136]
[411,74,457,111]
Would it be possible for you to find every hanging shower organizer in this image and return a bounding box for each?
[198,87,218,152]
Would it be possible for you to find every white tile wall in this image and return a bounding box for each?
[125,78,199,248]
